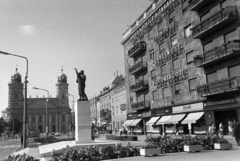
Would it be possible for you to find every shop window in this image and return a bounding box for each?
[228,64,240,77]
[224,30,237,42]
[182,0,189,13]
[184,24,192,38]
[173,58,180,70]
[152,90,159,100]
[221,0,234,8]
[174,83,181,95]
[151,70,156,81]
[189,78,197,91]
[203,41,213,52]
[149,49,155,60]
[161,64,167,75]
[148,29,153,40]
[186,50,194,64]
[206,72,218,83]
[163,87,171,98]
[170,34,178,47]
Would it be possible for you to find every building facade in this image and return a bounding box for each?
[121,0,240,135]
[6,68,71,133]
[90,96,99,126]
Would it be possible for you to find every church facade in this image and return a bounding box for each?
[6,69,71,133]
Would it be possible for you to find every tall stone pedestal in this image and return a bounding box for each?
[75,101,93,144]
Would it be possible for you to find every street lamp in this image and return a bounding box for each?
[66,93,74,132]
[33,87,49,137]
[0,51,28,148]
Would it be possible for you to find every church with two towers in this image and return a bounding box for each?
[4,68,71,133]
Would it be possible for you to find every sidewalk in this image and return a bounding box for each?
[12,134,240,161]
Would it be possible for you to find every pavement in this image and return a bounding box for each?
[5,134,240,161]
[0,139,21,160]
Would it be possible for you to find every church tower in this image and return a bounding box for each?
[56,69,69,107]
[8,68,24,109]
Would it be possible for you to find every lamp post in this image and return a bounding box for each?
[0,51,28,148]
[33,87,49,137]
[66,94,74,132]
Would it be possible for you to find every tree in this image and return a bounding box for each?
[100,108,112,127]
[0,117,9,135]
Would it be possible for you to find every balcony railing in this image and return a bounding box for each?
[131,101,150,111]
[189,0,210,11]
[128,42,146,58]
[194,40,240,67]
[192,6,238,39]
[130,80,149,92]
[197,76,240,97]
[129,61,147,75]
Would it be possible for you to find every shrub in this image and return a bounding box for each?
[106,135,138,141]
[5,153,39,161]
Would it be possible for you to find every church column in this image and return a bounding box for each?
[36,114,39,133]
[49,114,52,132]
[28,114,31,129]
[56,114,58,132]
[43,114,45,133]
[66,113,69,131]
[59,114,62,132]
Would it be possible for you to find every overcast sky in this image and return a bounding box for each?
[0,0,152,116]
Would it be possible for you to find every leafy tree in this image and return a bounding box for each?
[100,108,112,127]
[0,117,9,135]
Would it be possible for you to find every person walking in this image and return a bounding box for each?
[219,122,224,138]
[228,120,233,136]
[232,119,240,146]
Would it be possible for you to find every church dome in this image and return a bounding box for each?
[11,68,22,83]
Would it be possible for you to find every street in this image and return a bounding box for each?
[0,139,21,160]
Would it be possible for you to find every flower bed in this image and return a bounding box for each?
[33,136,75,144]
[106,135,138,141]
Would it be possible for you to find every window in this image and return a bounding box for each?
[158,20,163,31]
[32,117,35,123]
[207,72,218,83]
[186,50,194,64]
[159,42,165,54]
[39,116,42,123]
[229,64,240,77]
[184,24,192,38]
[152,91,159,100]
[189,78,197,91]
[170,34,178,47]
[144,94,149,101]
[182,0,189,13]
[200,11,210,21]
[150,49,155,60]
[169,11,175,24]
[173,58,180,70]
[112,107,114,116]
[151,70,156,81]
[221,0,234,8]
[116,106,118,115]
[163,87,171,98]
[161,64,167,75]
[62,116,65,122]
[148,29,153,40]
[174,83,181,95]
[52,116,55,123]
[203,41,213,52]
[224,30,237,42]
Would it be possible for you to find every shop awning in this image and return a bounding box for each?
[165,114,186,124]
[146,117,160,125]
[123,120,135,126]
[156,115,172,125]
[181,112,204,124]
[129,119,142,127]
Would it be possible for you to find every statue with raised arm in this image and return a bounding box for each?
[74,68,88,101]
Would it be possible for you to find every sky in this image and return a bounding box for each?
[0,0,152,116]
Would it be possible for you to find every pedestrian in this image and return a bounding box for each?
[208,122,216,136]
[232,119,240,146]
[228,120,233,136]
[218,122,224,138]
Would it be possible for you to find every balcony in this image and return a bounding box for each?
[130,80,149,92]
[189,0,210,11]
[197,76,240,97]
[129,61,147,75]
[128,42,146,58]
[131,101,150,111]
[192,6,238,39]
[194,40,240,67]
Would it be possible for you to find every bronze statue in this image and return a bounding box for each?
[74,68,88,101]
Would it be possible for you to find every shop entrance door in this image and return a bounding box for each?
[214,109,237,135]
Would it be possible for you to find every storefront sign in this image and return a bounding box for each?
[155,69,188,88]
[120,104,127,111]
[173,102,203,113]
[143,111,151,118]
[130,0,180,44]
[127,113,138,120]
[153,108,172,116]
[205,98,239,106]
